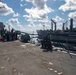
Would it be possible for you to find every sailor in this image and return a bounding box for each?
[41,36,52,52]
[41,39,45,48]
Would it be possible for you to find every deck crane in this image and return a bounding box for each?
[62,20,68,31]
[62,18,73,31]
[51,19,56,31]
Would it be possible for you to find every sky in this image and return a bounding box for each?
[0,0,76,33]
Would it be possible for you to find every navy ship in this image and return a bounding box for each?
[37,18,76,45]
